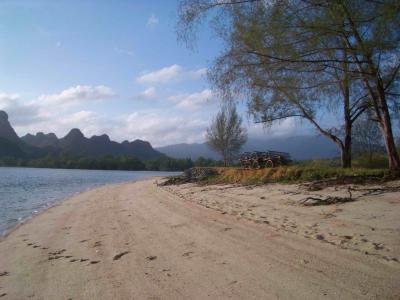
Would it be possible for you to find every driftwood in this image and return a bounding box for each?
[353,186,400,196]
[303,176,385,191]
[159,167,218,186]
[301,184,400,206]
[300,188,354,206]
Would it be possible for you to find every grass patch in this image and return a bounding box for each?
[202,166,392,185]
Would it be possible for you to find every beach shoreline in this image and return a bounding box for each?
[0,181,123,242]
[0,169,178,240]
[0,178,399,299]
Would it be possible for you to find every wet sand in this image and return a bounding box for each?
[0,178,399,299]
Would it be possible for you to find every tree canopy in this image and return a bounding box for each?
[206,104,247,166]
[178,0,400,169]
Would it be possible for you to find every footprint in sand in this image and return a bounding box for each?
[89,260,101,265]
[48,255,64,260]
[0,293,7,298]
[373,242,385,250]
[182,251,194,258]
[146,255,157,261]
[49,249,66,255]
[93,241,102,248]
[0,272,9,277]
[113,251,130,261]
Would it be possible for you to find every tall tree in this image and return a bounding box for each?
[178,0,400,170]
[210,7,368,168]
[206,103,247,166]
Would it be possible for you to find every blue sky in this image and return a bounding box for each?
[0,0,311,146]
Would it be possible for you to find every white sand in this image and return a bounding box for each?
[0,178,399,299]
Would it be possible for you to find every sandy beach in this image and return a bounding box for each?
[0,178,399,299]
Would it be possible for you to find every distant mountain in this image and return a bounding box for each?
[1,110,164,161]
[157,135,339,161]
[0,111,46,159]
[244,136,339,160]
[0,137,25,158]
[1,109,339,162]
[0,111,20,144]
[22,128,164,161]
[156,143,217,161]
[22,132,59,148]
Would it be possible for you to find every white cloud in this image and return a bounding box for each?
[1,85,115,137]
[36,85,115,107]
[113,111,209,146]
[1,85,311,148]
[138,87,156,99]
[168,89,217,111]
[0,92,42,125]
[1,88,211,146]
[146,14,159,27]
[136,64,206,84]
[59,110,105,137]
[0,92,19,107]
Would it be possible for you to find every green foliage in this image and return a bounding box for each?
[206,104,247,166]
[18,154,146,171]
[0,154,193,171]
[0,152,224,171]
[194,156,224,167]
[352,153,389,169]
[177,0,400,170]
[297,152,390,170]
[145,157,194,171]
[0,138,25,158]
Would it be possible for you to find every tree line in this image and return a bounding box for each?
[0,154,223,171]
[178,0,400,170]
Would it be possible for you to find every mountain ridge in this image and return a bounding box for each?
[0,110,164,161]
[156,136,339,161]
[0,111,20,144]
[1,110,340,162]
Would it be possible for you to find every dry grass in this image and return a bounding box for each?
[202,166,391,185]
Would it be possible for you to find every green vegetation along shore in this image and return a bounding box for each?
[0,154,223,172]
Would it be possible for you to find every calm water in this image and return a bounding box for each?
[0,167,179,236]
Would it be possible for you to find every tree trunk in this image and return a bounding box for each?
[341,141,352,168]
[341,119,352,168]
[223,151,228,167]
[341,56,352,169]
[341,6,400,170]
[377,85,400,170]
[379,116,400,170]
